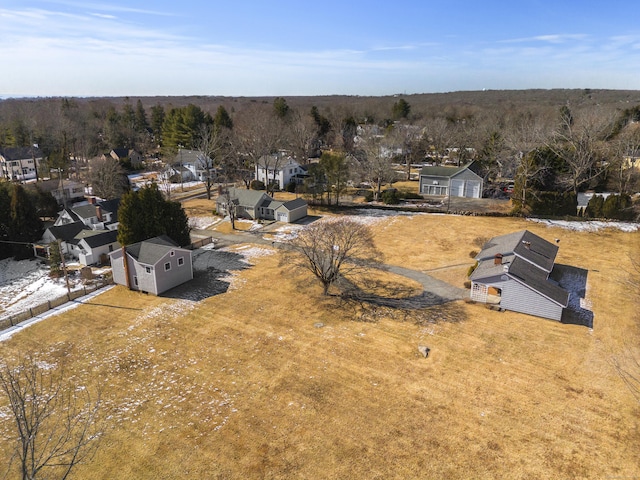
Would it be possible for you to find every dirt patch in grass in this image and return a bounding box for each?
[1,217,639,479]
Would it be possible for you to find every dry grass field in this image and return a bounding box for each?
[0,212,639,479]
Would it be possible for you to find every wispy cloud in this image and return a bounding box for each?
[501,34,589,44]
[39,0,177,17]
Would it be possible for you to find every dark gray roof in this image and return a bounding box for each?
[174,148,210,166]
[419,163,470,178]
[477,230,558,272]
[71,199,119,221]
[0,146,43,160]
[280,198,307,210]
[508,257,569,307]
[111,148,129,159]
[126,235,180,265]
[77,229,119,248]
[46,222,85,242]
[219,187,269,209]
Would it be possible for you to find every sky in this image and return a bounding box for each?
[2,0,640,97]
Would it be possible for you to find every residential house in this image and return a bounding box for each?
[25,179,86,206]
[419,161,483,198]
[40,222,119,265]
[54,199,120,231]
[469,230,569,321]
[216,187,308,223]
[109,235,193,295]
[107,148,143,169]
[174,149,213,182]
[255,154,308,190]
[0,146,43,182]
[623,150,640,170]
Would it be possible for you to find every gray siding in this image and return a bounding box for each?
[500,278,564,321]
[419,175,449,195]
[153,250,193,295]
[109,249,128,288]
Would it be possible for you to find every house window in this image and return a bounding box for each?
[145,266,151,274]
[170,250,175,257]
[178,257,184,266]
[164,262,171,271]
[133,276,138,286]
[108,245,113,252]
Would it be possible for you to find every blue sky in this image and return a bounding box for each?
[2,0,640,97]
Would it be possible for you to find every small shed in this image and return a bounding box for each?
[274,198,308,223]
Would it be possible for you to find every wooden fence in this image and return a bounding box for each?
[0,278,113,333]
[188,236,214,250]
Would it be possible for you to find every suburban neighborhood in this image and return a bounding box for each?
[0,90,639,479]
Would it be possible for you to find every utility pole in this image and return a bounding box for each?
[59,241,71,299]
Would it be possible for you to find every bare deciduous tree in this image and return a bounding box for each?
[89,157,128,200]
[283,218,379,295]
[0,356,103,480]
[194,124,229,200]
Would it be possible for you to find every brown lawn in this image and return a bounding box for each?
[0,213,638,479]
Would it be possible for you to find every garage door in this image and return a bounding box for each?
[450,179,464,197]
[277,212,288,222]
[464,180,481,198]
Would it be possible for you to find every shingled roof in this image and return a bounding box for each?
[125,235,180,266]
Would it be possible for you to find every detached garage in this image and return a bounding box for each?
[274,198,308,223]
[419,162,483,199]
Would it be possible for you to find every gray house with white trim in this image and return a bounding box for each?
[216,188,307,223]
[109,235,193,295]
[419,162,483,198]
[470,230,569,321]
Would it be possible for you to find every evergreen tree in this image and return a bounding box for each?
[273,97,290,119]
[392,99,411,119]
[117,184,190,246]
[134,99,149,133]
[150,104,165,144]
[162,104,213,152]
[214,105,233,130]
[9,184,43,259]
[49,240,62,277]
[0,184,12,260]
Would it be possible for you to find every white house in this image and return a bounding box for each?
[0,146,43,182]
[255,154,308,190]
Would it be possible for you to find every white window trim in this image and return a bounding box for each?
[164,262,171,271]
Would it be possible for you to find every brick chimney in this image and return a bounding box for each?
[96,205,103,222]
[494,253,503,265]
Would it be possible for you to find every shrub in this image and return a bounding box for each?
[285,181,297,193]
[467,261,478,277]
[463,280,472,289]
[585,195,604,218]
[400,191,423,200]
[363,191,374,202]
[250,180,265,190]
[381,189,400,204]
[602,194,633,220]
[469,250,478,258]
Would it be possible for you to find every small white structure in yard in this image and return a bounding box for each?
[470,230,569,321]
[109,235,193,295]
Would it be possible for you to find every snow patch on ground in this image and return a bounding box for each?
[0,258,84,317]
[529,218,639,232]
[188,216,222,230]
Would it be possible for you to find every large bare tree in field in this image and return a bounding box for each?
[284,218,379,296]
[0,356,103,480]
[354,132,398,201]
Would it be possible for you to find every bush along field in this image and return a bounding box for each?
[0,211,639,479]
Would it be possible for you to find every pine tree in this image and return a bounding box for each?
[9,184,43,259]
[117,184,191,246]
